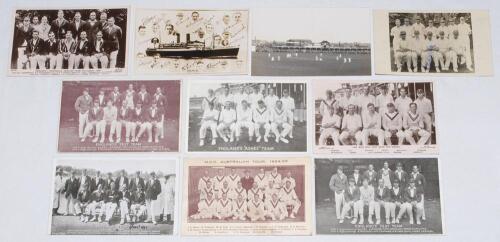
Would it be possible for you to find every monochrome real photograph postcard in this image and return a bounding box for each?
[251,8,371,76]
[134,9,249,75]
[9,7,129,76]
[373,10,493,76]
[50,158,177,235]
[315,157,443,234]
[58,80,181,152]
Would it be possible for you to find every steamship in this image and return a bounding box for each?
[145,33,239,59]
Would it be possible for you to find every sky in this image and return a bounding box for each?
[56,159,176,174]
[252,8,371,43]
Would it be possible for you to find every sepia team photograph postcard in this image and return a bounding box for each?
[50,158,177,235]
[134,9,249,75]
[58,80,181,152]
[251,8,371,76]
[181,156,312,236]
[315,158,443,234]
[9,7,129,76]
[185,80,308,153]
[373,10,493,76]
[313,80,438,155]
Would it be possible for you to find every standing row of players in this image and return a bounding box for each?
[14,10,122,70]
[191,168,301,221]
[53,169,175,225]
[198,87,296,146]
[329,162,427,225]
[74,84,167,143]
[318,86,433,146]
[391,16,473,72]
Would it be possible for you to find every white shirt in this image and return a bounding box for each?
[357,95,375,114]
[264,95,279,110]
[321,113,341,128]
[342,113,362,131]
[394,96,413,114]
[248,93,264,108]
[271,108,290,124]
[237,108,252,122]
[281,96,295,111]
[253,107,270,123]
[414,97,433,115]
[220,109,236,124]
[202,109,219,122]
[363,112,382,129]
[383,111,403,131]
[375,94,394,114]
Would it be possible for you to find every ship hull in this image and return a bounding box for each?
[146,47,239,59]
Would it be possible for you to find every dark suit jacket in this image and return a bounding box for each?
[114,176,129,191]
[43,39,60,55]
[83,21,103,42]
[350,174,363,187]
[131,191,146,204]
[132,108,148,123]
[344,186,360,202]
[105,189,121,203]
[393,170,408,188]
[91,39,111,55]
[75,39,93,56]
[152,94,168,112]
[377,169,394,183]
[117,107,132,121]
[77,190,92,203]
[391,187,404,203]
[404,187,423,203]
[58,39,77,54]
[69,20,86,39]
[26,38,43,56]
[129,177,146,192]
[14,26,34,48]
[64,177,80,199]
[102,25,122,51]
[410,173,426,189]
[363,170,378,186]
[88,107,104,121]
[107,92,122,106]
[136,92,151,107]
[145,179,162,200]
[50,18,70,39]
[90,189,106,202]
[374,187,392,202]
[103,178,114,191]
[90,177,105,192]
[147,108,163,122]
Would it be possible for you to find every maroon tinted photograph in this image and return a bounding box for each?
[58,80,180,152]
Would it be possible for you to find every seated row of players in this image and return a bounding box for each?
[56,169,170,225]
[191,168,301,221]
[319,87,433,146]
[199,87,296,146]
[74,84,167,143]
[15,11,122,70]
[391,16,473,72]
[329,163,426,225]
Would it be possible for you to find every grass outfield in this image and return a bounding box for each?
[251,52,371,76]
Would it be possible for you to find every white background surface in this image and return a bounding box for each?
[0,0,499,242]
